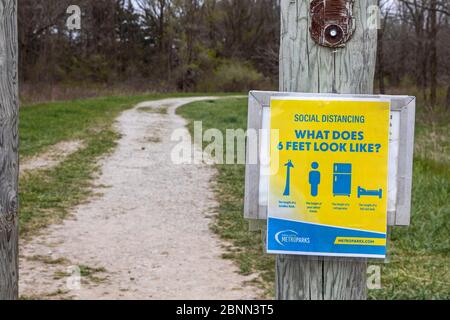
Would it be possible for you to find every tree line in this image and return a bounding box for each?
[377,0,449,109]
[19,0,449,108]
[19,0,280,93]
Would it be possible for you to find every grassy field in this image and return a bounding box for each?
[19,93,234,237]
[18,92,449,299]
[177,97,450,299]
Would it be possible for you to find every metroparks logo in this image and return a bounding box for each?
[275,230,310,246]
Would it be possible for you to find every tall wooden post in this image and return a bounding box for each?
[276,0,377,299]
[0,0,19,300]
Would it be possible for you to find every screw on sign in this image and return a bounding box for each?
[310,0,355,48]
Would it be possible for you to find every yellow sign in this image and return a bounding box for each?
[267,97,390,258]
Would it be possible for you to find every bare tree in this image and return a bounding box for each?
[377,0,393,94]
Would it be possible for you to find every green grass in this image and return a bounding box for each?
[137,106,168,114]
[369,102,450,299]
[177,97,450,299]
[19,92,236,237]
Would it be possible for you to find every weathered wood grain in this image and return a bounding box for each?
[0,0,19,300]
[277,0,377,300]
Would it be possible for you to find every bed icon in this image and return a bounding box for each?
[357,186,383,199]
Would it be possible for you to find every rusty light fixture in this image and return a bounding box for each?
[310,0,355,48]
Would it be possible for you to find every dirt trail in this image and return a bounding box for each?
[21,140,84,173]
[19,97,260,300]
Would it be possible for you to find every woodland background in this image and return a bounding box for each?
[19,0,449,109]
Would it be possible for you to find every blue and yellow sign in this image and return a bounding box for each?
[267,97,390,258]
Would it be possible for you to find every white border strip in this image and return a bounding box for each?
[267,249,386,259]
[271,96,392,103]
[269,217,387,235]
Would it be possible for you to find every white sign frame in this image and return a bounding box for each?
[244,91,416,226]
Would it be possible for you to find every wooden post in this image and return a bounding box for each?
[277,0,377,299]
[0,0,19,300]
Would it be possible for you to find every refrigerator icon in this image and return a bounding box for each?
[333,163,352,196]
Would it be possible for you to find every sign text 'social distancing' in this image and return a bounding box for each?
[267,97,390,258]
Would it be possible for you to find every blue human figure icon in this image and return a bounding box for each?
[309,162,320,197]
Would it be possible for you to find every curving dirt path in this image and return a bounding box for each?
[19,97,260,300]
